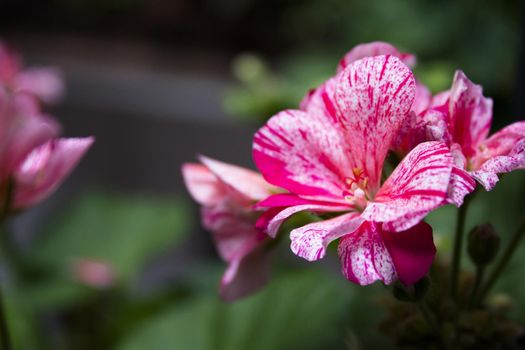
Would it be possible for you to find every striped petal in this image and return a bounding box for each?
[264,203,350,238]
[290,212,363,261]
[337,42,415,73]
[412,81,432,115]
[363,141,452,232]
[253,109,352,199]
[448,71,493,158]
[447,166,476,206]
[338,221,435,286]
[338,221,396,285]
[471,139,525,190]
[468,121,525,190]
[334,55,416,191]
[392,108,449,156]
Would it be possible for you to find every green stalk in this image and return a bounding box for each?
[0,288,11,350]
[0,179,13,350]
[450,196,472,298]
[478,216,525,302]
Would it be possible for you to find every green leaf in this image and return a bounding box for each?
[116,270,383,350]
[28,191,191,287]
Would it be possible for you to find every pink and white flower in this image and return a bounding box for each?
[0,40,64,104]
[437,71,525,192]
[182,156,278,301]
[0,88,93,210]
[396,71,525,205]
[13,137,94,209]
[254,55,452,286]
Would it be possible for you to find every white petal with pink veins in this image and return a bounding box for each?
[338,221,396,285]
[334,55,416,191]
[290,212,363,261]
[471,139,525,190]
[448,70,493,158]
[363,141,452,232]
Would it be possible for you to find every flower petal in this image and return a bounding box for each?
[14,67,65,104]
[447,166,476,206]
[219,243,272,302]
[335,55,416,190]
[470,139,525,190]
[412,81,432,115]
[0,92,60,178]
[181,163,226,206]
[363,141,452,231]
[337,42,415,73]
[476,121,525,162]
[381,222,436,285]
[202,203,263,259]
[253,109,352,199]
[290,212,363,261]
[265,203,350,238]
[199,156,274,201]
[13,137,94,209]
[448,70,493,158]
[338,221,396,285]
[392,108,449,156]
[0,41,21,82]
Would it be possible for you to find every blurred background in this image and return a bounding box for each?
[1,0,525,349]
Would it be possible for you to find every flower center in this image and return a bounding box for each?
[342,167,370,211]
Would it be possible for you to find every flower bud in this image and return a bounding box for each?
[467,223,500,266]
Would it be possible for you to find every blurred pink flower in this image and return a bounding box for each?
[72,258,115,289]
[182,156,277,301]
[0,40,64,104]
[254,55,449,286]
[13,137,94,209]
[0,88,93,211]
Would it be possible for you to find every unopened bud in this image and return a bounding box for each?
[467,223,500,266]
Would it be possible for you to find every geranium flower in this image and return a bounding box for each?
[0,88,93,211]
[437,71,525,191]
[0,40,64,104]
[182,156,278,301]
[254,55,453,286]
[394,71,525,205]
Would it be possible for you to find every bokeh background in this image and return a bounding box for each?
[1,0,525,349]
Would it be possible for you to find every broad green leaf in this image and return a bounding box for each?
[117,270,389,350]
[28,192,191,287]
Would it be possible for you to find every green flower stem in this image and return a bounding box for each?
[450,196,472,299]
[468,265,484,309]
[0,179,14,350]
[0,287,11,350]
[478,216,525,302]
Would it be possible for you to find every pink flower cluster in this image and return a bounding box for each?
[0,41,93,211]
[183,42,525,301]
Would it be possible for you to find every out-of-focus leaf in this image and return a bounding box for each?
[27,192,190,287]
[116,270,389,350]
